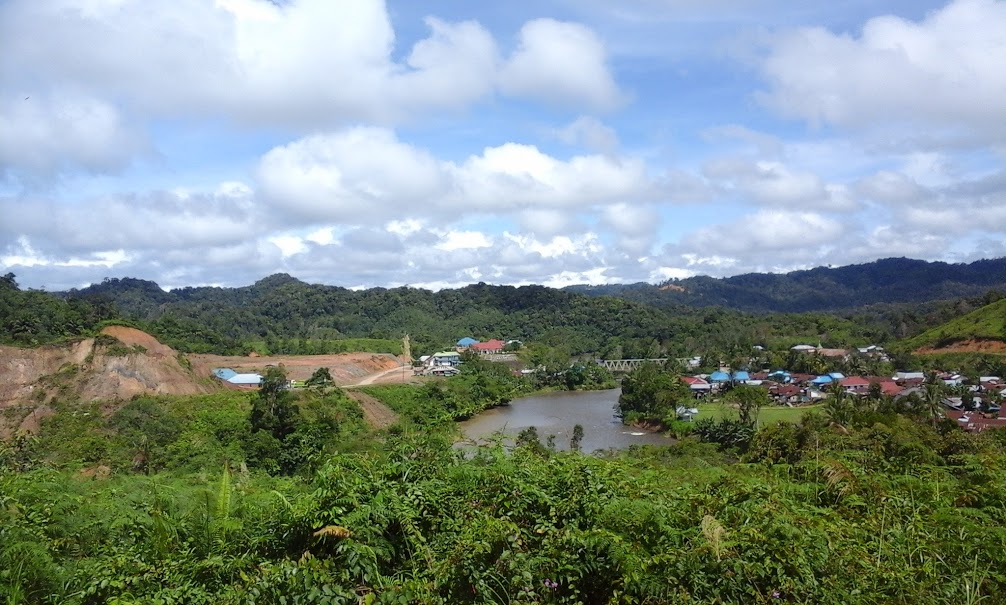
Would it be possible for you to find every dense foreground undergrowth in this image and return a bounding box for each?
[3,404,1006,604]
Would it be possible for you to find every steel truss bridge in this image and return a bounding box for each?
[596,358,688,372]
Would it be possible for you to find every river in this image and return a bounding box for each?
[458,388,673,452]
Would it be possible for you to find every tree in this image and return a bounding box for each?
[824,381,854,428]
[305,367,333,388]
[570,424,584,452]
[726,385,769,427]
[617,362,690,423]
[250,366,300,441]
[922,375,946,428]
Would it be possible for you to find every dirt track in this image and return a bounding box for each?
[345,391,399,429]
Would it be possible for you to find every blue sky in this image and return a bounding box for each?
[1,0,1004,290]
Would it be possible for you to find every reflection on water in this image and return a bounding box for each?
[458,388,673,452]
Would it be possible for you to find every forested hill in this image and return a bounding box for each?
[900,298,1006,352]
[568,257,1006,313]
[60,275,890,358]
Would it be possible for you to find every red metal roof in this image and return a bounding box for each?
[840,377,871,387]
[471,339,505,351]
[946,410,1006,433]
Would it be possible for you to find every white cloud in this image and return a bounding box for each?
[0,185,261,256]
[499,18,627,111]
[554,116,620,154]
[0,94,146,179]
[434,230,493,251]
[0,1,623,143]
[257,128,665,224]
[856,171,932,205]
[256,127,445,222]
[704,158,858,210]
[756,0,1006,140]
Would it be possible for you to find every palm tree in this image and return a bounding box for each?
[824,381,853,428]
[922,375,946,428]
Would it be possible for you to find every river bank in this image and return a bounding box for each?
[458,388,674,452]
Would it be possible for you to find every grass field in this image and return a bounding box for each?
[694,402,821,425]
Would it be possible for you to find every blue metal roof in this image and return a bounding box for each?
[811,375,833,384]
[213,368,237,380]
[732,371,750,381]
[709,371,730,382]
[456,337,479,346]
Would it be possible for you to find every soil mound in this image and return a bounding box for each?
[0,328,216,437]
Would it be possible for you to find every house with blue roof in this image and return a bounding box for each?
[213,368,237,380]
[456,337,479,348]
[709,370,731,382]
[228,373,263,386]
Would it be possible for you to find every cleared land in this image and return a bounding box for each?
[188,352,405,385]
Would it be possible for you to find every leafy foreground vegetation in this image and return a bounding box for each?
[3,408,1006,604]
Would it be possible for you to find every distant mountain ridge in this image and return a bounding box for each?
[567,257,1006,313]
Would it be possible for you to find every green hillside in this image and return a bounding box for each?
[901,298,1006,351]
[570,256,1006,312]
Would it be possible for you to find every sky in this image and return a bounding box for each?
[1,0,1005,291]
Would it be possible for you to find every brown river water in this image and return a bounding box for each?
[458,388,673,453]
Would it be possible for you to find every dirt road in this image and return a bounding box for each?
[345,363,410,387]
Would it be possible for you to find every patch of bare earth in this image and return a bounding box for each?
[0,326,216,437]
[916,338,1006,355]
[187,352,406,385]
[345,391,399,429]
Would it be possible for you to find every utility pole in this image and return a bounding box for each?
[402,333,411,382]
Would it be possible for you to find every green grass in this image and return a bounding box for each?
[694,402,821,425]
[900,298,1006,351]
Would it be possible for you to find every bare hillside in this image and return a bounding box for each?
[0,326,216,436]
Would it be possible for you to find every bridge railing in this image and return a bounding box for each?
[596,358,690,372]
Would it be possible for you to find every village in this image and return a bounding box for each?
[208,337,1006,434]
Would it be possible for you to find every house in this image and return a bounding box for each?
[791,344,816,352]
[789,373,817,385]
[456,337,479,349]
[894,371,926,381]
[471,339,506,354]
[709,370,731,383]
[676,405,700,421]
[732,371,751,383]
[840,376,871,393]
[945,410,1006,433]
[228,373,263,386]
[681,376,712,396]
[770,384,803,404]
[213,368,237,380]
[431,351,461,367]
[767,370,792,383]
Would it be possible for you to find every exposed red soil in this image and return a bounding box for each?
[187,352,406,385]
[915,338,1006,355]
[0,326,410,438]
[0,326,217,437]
